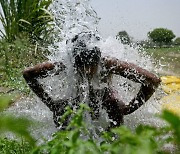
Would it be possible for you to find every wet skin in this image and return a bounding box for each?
[23,57,161,129]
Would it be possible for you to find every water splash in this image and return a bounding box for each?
[47,0,100,63]
[49,0,99,39]
[6,0,163,142]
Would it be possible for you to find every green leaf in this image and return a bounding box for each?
[0,95,13,111]
[71,130,80,143]
[19,19,32,25]
[161,110,180,144]
[0,115,36,147]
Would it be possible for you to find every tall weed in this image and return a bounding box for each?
[0,0,53,43]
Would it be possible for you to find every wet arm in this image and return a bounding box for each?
[23,61,65,110]
[104,58,161,115]
[23,61,65,78]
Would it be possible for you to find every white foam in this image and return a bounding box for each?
[6,0,163,142]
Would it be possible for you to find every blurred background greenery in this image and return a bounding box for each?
[0,0,180,153]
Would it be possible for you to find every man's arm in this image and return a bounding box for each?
[104,57,161,115]
[23,61,65,111]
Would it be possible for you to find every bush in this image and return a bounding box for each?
[33,104,180,154]
[0,0,53,43]
[116,31,131,45]
[148,28,175,47]
[0,99,180,153]
[174,37,180,45]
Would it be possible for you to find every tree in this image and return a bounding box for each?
[174,37,180,45]
[148,28,175,47]
[116,31,131,45]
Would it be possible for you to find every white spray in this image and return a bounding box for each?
[6,0,163,142]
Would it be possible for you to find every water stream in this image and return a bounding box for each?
[6,0,165,143]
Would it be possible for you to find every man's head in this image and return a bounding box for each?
[70,31,101,76]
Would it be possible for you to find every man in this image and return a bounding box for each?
[23,31,161,129]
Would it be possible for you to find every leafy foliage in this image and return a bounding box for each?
[174,37,180,45]
[161,110,180,145]
[0,0,52,92]
[148,28,175,47]
[32,104,101,154]
[0,138,32,154]
[0,37,48,92]
[32,104,180,154]
[0,99,180,153]
[0,0,53,43]
[0,95,36,147]
[116,31,131,45]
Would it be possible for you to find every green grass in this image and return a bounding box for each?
[145,46,180,76]
[0,0,54,93]
[0,95,35,154]
[0,37,48,93]
[0,0,53,43]
[146,46,180,54]
[0,138,32,154]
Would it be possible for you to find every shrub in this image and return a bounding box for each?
[0,0,53,43]
[116,31,131,45]
[0,100,180,153]
[174,37,180,45]
[33,104,180,154]
[148,28,175,47]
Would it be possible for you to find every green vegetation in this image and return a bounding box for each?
[116,31,131,45]
[0,95,35,151]
[140,27,180,75]
[0,100,180,154]
[0,0,53,43]
[148,28,176,47]
[145,46,180,75]
[0,138,32,154]
[0,0,52,92]
[0,36,48,93]
[0,1,180,153]
[33,106,180,154]
[146,46,180,54]
[174,37,180,45]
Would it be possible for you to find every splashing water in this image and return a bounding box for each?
[6,0,164,142]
